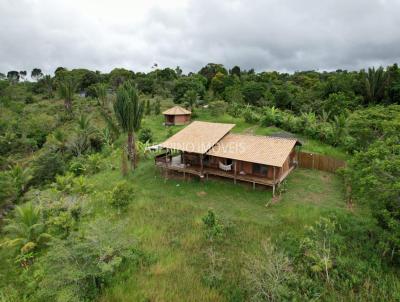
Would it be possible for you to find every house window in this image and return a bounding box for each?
[252,163,268,176]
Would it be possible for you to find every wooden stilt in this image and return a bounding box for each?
[253,182,255,190]
[234,160,237,184]
[182,151,186,181]
[200,154,204,177]
[273,166,276,196]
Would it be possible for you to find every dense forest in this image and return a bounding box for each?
[0,63,399,301]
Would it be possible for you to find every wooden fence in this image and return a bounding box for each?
[298,152,346,173]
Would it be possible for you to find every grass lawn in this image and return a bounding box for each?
[78,147,351,301]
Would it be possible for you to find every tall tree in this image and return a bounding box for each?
[230,65,241,77]
[363,67,388,104]
[41,75,54,98]
[94,83,108,107]
[58,78,78,112]
[19,70,27,81]
[7,71,20,83]
[31,68,43,81]
[114,81,144,171]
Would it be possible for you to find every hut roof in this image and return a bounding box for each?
[162,106,191,115]
[207,133,301,167]
[159,121,234,154]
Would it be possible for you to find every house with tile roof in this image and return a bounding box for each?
[155,121,302,195]
[162,105,191,125]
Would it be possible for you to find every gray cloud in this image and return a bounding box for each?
[1,0,400,75]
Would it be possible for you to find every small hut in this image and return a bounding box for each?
[163,106,191,125]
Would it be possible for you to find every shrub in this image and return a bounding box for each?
[202,247,224,289]
[138,127,153,143]
[0,171,17,206]
[69,156,86,175]
[153,98,161,115]
[300,217,336,283]
[202,209,224,242]
[85,153,103,174]
[31,152,66,186]
[72,176,92,195]
[244,241,295,301]
[227,103,243,118]
[53,172,75,193]
[110,182,134,210]
[25,95,34,104]
[209,100,227,117]
[35,219,139,301]
[242,106,260,123]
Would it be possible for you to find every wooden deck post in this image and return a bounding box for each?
[253,182,255,190]
[273,167,276,197]
[200,154,204,177]
[165,149,169,180]
[234,160,237,184]
[182,151,186,180]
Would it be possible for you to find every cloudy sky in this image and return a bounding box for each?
[1,0,400,75]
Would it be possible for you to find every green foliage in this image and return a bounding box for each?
[31,152,66,186]
[109,68,134,88]
[35,219,138,301]
[114,81,144,170]
[346,105,400,151]
[345,137,400,265]
[223,84,244,104]
[58,77,78,112]
[153,98,161,115]
[68,156,86,176]
[0,171,17,206]
[363,67,388,104]
[244,241,295,301]
[114,81,144,133]
[202,209,224,242]
[208,100,228,117]
[172,76,206,103]
[1,202,51,256]
[202,247,224,289]
[182,89,198,108]
[109,182,134,210]
[300,217,336,282]
[53,172,75,193]
[144,99,151,115]
[7,164,32,197]
[85,153,103,174]
[198,63,228,87]
[242,105,260,123]
[242,81,266,105]
[138,127,153,143]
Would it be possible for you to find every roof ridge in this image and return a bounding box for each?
[227,133,299,141]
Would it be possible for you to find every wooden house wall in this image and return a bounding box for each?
[174,114,190,125]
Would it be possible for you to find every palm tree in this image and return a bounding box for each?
[48,129,68,153]
[42,75,54,99]
[332,114,347,146]
[8,164,32,196]
[58,78,78,112]
[68,114,96,156]
[364,67,388,104]
[2,202,50,254]
[114,81,144,171]
[94,83,108,107]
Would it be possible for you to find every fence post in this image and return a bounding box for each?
[312,154,314,170]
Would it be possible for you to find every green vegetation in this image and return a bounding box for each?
[0,64,399,301]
